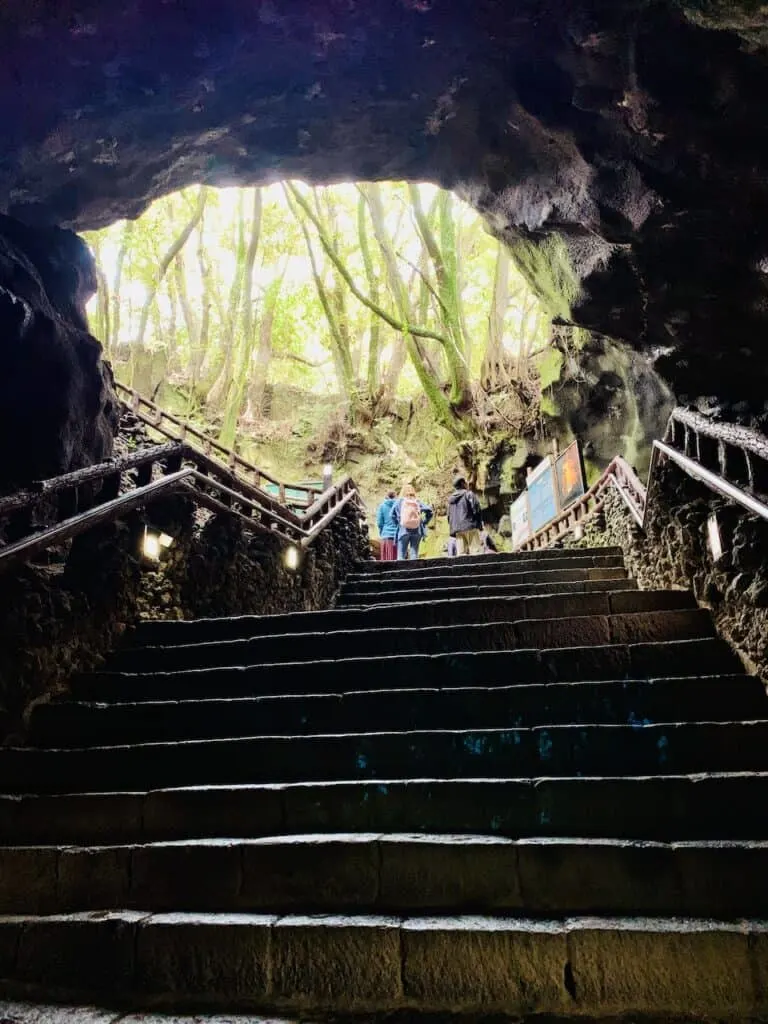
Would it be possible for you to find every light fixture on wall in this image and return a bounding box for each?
[284,545,301,571]
[142,527,174,563]
[707,513,724,562]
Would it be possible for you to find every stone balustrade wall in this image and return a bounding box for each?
[562,463,768,681]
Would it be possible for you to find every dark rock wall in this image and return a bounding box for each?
[0,504,368,743]
[549,333,675,478]
[562,465,768,681]
[0,1,766,410]
[0,215,118,491]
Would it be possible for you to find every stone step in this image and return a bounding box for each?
[336,576,639,607]
[346,552,626,584]
[0,910,765,1017]
[30,674,762,748]
[4,835,768,919]
[353,545,624,574]
[6,719,768,795]
[120,588,692,652]
[70,637,741,703]
[106,607,712,675]
[4,773,768,846]
[341,565,629,595]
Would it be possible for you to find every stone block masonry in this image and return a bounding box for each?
[0,494,368,743]
[560,460,768,681]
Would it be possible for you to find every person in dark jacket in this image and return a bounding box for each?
[375,490,398,561]
[447,476,483,555]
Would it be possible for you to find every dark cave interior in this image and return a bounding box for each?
[1,0,767,490]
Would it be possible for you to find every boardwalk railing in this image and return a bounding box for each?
[0,442,362,573]
[115,381,322,509]
[516,408,768,551]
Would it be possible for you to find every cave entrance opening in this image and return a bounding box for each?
[83,179,556,507]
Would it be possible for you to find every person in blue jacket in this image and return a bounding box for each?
[391,483,433,560]
[375,490,398,560]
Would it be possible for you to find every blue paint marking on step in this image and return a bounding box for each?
[356,753,368,770]
[490,815,503,831]
[377,784,388,795]
[538,731,553,760]
[657,734,669,765]
[628,712,653,728]
[539,807,551,826]
[463,734,488,756]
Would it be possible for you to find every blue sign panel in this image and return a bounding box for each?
[527,458,558,533]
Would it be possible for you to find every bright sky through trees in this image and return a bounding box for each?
[85,180,552,442]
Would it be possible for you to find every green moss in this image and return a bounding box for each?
[534,348,564,391]
[584,459,602,487]
[539,393,558,417]
[677,0,768,37]
[508,234,580,320]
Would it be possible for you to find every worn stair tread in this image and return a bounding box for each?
[70,637,740,703]
[344,553,626,583]
[337,577,639,606]
[340,566,630,595]
[5,772,768,845]
[132,576,638,646]
[0,909,767,1017]
[117,589,695,656]
[4,834,768,918]
[353,545,625,573]
[107,607,713,673]
[32,675,763,747]
[6,719,768,795]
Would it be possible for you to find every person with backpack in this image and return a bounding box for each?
[392,483,433,560]
[375,490,398,561]
[447,476,483,555]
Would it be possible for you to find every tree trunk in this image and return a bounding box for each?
[482,243,511,387]
[357,193,381,402]
[111,219,133,352]
[131,188,207,387]
[218,191,264,445]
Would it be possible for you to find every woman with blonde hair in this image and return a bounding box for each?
[391,483,433,560]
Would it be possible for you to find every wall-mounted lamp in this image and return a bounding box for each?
[707,513,724,562]
[284,545,301,571]
[142,527,174,563]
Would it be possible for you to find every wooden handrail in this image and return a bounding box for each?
[0,439,362,572]
[516,407,768,551]
[115,381,322,506]
[0,469,194,569]
[515,455,646,552]
[0,443,183,515]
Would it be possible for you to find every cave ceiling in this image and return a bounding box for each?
[1,0,768,410]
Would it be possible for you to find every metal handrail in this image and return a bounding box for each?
[650,440,768,522]
[516,407,768,551]
[115,381,322,507]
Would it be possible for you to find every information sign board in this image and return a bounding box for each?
[527,456,559,533]
[509,491,531,549]
[555,441,586,509]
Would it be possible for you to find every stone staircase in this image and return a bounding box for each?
[2,546,768,1019]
